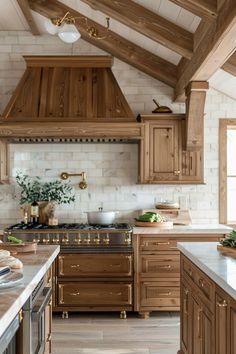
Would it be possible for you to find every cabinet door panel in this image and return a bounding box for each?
[216,291,228,354]
[181,280,191,354]
[149,121,180,181]
[201,307,214,354]
[192,294,202,354]
[181,150,203,182]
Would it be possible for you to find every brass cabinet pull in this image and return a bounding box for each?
[217,300,228,307]
[109,292,122,296]
[70,292,80,296]
[71,264,80,268]
[184,289,189,314]
[197,309,202,338]
[170,246,178,249]
[188,269,193,277]
[19,309,23,323]
[157,265,171,269]
[198,278,204,287]
[109,264,121,267]
[155,242,170,245]
[158,292,171,296]
[174,170,181,175]
[47,334,52,342]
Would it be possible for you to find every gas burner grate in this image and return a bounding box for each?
[6,222,132,232]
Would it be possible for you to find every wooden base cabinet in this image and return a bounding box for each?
[179,255,236,354]
[53,253,133,315]
[134,233,225,318]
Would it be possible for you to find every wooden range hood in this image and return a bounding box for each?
[0,55,143,142]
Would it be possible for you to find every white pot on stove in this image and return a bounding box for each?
[86,208,118,225]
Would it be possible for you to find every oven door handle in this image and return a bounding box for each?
[32,287,52,319]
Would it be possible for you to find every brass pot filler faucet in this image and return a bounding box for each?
[60,171,87,189]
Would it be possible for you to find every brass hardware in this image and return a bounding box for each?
[198,278,204,287]
[120,310,127,319]
[62,234,69,244]
[60,171,87,189]
[75,233,82,244]
[62,311,68,319]
[157,265,171,269]
[109,264,121,267]
[50,12,110,40]
[19,309,23,323]
[103,233,110,244]
[84,234,91,244]
[197,309,202,338]
[158,292,171,296]
[174,170,181,175]
[155,242,170,245]
[184,289,189,314]
[71,264,80,268]
[217,300,228,307]
[109,292,122,296]
[170,246,178,250]
[70,292,80,296]
[47,334,52,342]
[94,234,100,244]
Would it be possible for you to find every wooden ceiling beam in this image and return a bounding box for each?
[221,51,236,76]
[168,0,217,22]
[28,0,177,87]
[174,0,236,100]
[16,0,40,35]
[80,0,193,59]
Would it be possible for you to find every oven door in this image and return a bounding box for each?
[31,287,52,354]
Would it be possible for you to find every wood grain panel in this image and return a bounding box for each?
[168,0,217,21]
[29,0,177,87]
[80,0,193,58]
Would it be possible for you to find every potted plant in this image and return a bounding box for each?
[16,173,75,224]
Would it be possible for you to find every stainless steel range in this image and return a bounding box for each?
[4,223,133,253]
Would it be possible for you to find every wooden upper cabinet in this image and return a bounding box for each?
[139,114,203,184]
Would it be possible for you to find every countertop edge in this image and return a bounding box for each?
[178,242,236,301]
[0,246,60,338]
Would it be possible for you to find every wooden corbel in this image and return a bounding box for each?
[185,81,209,150]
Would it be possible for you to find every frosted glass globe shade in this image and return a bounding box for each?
[58,23,81,43]
[45,19,58,35]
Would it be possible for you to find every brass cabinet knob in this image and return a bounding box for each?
[174,170,181,175]
[217,300,228,307]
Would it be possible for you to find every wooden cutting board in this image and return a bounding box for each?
[134,220,173,228]
[217,244,236,258]
[0,242,37,254]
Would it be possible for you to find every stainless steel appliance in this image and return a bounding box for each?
[0,314,20,354]
[21,279,52,354]
[4,223,133,253]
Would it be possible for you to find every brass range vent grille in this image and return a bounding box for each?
[10,138,138,144]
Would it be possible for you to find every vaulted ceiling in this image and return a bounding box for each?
[0,0,236,101]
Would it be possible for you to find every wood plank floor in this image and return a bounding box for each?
[52,312,180,354]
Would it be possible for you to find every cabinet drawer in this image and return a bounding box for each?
[140,255,180,278]
[182,256,214,303]
[58,282,132,306]
[58,254,132,277]
[140,282,180,307]
[139,237,178,252]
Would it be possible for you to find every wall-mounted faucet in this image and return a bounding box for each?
[60,171,87,189]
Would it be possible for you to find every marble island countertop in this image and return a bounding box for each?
[178,242,236,301]
[0,245,60,338]
[132,224,232,234]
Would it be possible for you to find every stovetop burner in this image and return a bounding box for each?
[7,222,132,231]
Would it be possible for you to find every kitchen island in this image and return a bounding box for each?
[133,224,231,318]
[177,242,236,354]
[0,245,60,353]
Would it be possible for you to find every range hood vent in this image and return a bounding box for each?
[2,56,134,122]
[10,137,138,144]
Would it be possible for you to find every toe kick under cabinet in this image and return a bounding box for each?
[53,253,133,314]
[133,233,226,319]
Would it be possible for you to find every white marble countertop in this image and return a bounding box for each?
[178,242,236,301]
[132,224,232,234]
[0,245,60,338]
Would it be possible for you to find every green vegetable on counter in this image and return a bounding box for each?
[220,230,236,247]
[7,236,23,244]
[136,212,163,223]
